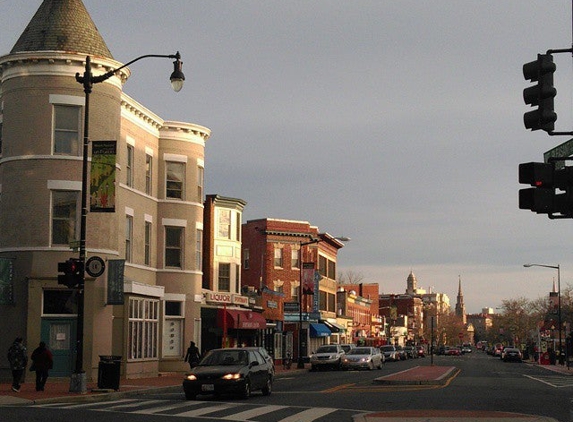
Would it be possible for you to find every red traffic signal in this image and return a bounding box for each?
[57,258,83,288]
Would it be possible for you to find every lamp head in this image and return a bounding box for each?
[170,51,185,92]
[523,264,532,268]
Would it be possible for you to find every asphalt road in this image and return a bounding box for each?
[2,351,572,421]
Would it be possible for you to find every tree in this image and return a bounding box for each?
[337,269,365,284]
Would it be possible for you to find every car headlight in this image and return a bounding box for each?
[186,374,197,381]
[222,373,242,380]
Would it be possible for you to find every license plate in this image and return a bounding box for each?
[201,384,214,391]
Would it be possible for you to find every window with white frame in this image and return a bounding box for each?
[128,297,159,360]
[125,215,133,262]
[53,105,81,155]
[274,248,283,268]
[51,190,79,245]
[218,263,231,292]
[165,226,183,268]
[195,228,203,271]
[163,300,184,357]
[197,165,204,202]
[126,145,134,187]
[291,249,299,269]
[145,154,152,195]
[144,221,152,266]
[166,161,185,199]
[217,209,231,239]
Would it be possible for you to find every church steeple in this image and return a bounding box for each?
[10,0,112,59]
[455,275,466,323]
[406,271,417,295]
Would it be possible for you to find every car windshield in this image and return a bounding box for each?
[316,346,338,353]
[348,348,371,355]
[200,350,249,366]
[381,346,395,351]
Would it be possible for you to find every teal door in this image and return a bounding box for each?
[40,318,76,377]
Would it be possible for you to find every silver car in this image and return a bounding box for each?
[310,344,345,371]
[342,346,384,370]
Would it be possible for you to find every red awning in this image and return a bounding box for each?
[217,309,267,330]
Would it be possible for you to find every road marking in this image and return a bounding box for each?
[321,383,356,393]
[277,406,337,422]
[174,403,236,417]
[524,374,573,388]
[131,401,201,414]
[220,404,288,420]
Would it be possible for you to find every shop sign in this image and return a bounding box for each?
[267,300,278,309]
[232,294,249,306]
[206,292,232,304]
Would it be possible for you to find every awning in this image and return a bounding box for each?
[322,320,346,333]
[309,323,331,337]
[217,309,267,330]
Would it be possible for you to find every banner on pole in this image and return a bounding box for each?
[302,262,315,295]
[90,140,116,212]
[107,259,125,305]
[0,258,14,305]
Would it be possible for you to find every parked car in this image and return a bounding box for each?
[395,345,408,360]
[310,344,345,371]
[502,347,522,362]
[461,344,472,354]
[342,347,384,370]
[416,345,426,357]
[403,346,418,359]
[445,346,461,356]
[380,345,399,362]
[182,348,273,400]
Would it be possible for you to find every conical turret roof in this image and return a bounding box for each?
[10,0,113,59]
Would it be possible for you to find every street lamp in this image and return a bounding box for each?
[523,263,563,365]
[297,235,349,369]
[69,52,184,393]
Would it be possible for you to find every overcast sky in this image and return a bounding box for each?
[2,1,573,313]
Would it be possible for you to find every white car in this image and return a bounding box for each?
[342,346,384,370]
[310,344,345,371]
[380,345,399,362]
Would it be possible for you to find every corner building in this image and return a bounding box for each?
[0,0,210,381]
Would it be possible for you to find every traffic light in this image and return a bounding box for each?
[57,258,83,288]
[518,161,573,217]
[523,53,557,132]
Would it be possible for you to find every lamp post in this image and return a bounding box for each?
[69,52,184,393]
[296,235,349,369]
[524,263,563,365]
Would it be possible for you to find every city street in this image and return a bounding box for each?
[1,351,572,421]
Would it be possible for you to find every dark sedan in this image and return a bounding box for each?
[182,348,273,400]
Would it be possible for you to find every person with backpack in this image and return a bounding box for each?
[7,337,27,392]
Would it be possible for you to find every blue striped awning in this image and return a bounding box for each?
[309,323,331,338]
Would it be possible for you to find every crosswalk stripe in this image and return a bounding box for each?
[221,404,288,420]
[276,407,337,422]
[131,401,202,414]
[95,399,166,410]
[173,403,236,417]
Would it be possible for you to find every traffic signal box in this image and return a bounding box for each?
[519,161,573,218]
[57,258,83,288]
[523,54,557,132]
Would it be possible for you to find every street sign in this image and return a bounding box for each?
[544,138,573,169]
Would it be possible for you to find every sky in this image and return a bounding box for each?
[1,1,573,314]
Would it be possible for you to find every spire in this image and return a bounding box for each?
[552,277,557,293]
[10,0,113,59]
[458,275,463,295]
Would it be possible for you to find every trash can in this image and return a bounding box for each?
[98,355,121,390]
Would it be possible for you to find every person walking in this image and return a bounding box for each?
[7,337,27,392]
[184,341,201,369]
[30,341,53,392]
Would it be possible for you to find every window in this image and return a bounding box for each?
[128,297,159,360]
[243,249,250,269]
[235,264,240,293]
[197,165,204,202]
[165,226,183,268]
[54,105,81,155]
[235,212,241,241]
[51,191,79,245]
[196,228,203,271]
[144,221,152,266]
[145,154,152,195]
[43,290,77,315]
[218,263,231,292]
[125,215,133,262]
[292,285,300,303]
[126,145,134,187]
[274,248,283,268]
[218,209,231,239]
[166,161,184,199]
[0,119,3,155]
[291,249,299,269]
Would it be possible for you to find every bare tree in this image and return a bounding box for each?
[337,269,365,284]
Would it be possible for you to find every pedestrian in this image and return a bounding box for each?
[7,337,27,392]
[184,341,201,369]
[30,341,53,391]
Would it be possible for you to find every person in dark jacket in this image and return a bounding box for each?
[7,337,27,392]
[184,341,201,369]
[30,341,53,391]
